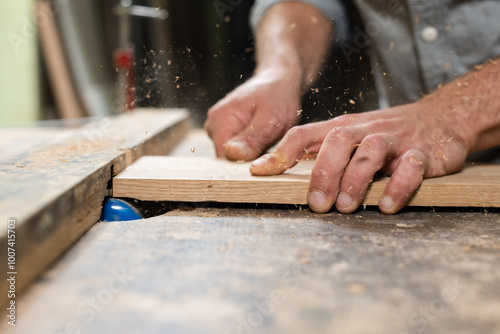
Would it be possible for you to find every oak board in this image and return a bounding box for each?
[113,156,500,207]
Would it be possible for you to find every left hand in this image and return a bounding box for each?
[249,100,471,214]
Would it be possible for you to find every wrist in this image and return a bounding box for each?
[254,60,306,92]
[254,58,306,96]
[417,93,474,155]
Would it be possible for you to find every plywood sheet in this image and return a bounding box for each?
[113,156,500,207]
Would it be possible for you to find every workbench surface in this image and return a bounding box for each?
[3,130,500,334]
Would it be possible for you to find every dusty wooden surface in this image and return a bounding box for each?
[3,128,499,333]
[114,156,500,207]
[3,206,500,334]
[0,109,190,309]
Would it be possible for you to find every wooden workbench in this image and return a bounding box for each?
[0,109,190,310]
[2,130,500,334]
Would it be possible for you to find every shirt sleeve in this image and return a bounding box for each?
[249,0,350,42]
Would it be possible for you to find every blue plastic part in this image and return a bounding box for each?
[101,198,143,222]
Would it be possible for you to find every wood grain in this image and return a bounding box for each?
[0,109,190,309]
[114,156,500,207]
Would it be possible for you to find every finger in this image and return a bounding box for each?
[249,121,333,176]
[379,149,427,214]
[224,111,283,161]
[308,126,368,213]
[205,100,253,158]
[225,104,298,161]
[336,134,400,213]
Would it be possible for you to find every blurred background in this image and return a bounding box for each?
[0,0,376,127]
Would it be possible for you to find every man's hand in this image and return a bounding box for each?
[204,68,302,161]
[251,57,500,214]
[250,100,471,214]
[204,2,333,161]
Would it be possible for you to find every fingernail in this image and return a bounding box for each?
[380,195,395,210]
[336,192,353,209]
[251,156,268,168]
[226,140,253,159]
[309,190,326,209]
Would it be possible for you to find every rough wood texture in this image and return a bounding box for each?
[0,109,190,309]
[3,207,499,334]
[113,156,500,207]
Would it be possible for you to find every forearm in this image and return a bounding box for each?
[421,58,500,154]
[254,2,333,95]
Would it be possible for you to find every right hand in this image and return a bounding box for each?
[249,100,471,214]
[204,68,302,161]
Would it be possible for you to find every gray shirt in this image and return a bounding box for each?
[250,0,500,107]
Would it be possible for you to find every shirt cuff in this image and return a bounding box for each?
[250,0,349,42]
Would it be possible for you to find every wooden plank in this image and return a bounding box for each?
[114,156,500,207]
[0,109,190,310]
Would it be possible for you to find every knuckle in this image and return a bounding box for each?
[362,134,386,152]
[333,114,353,125]
[266,114,281,127]
[207,95,241,118]
[327,127,356,143]
[285,125,305,139]
[403,150,426,169]
[311,167,330,180]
